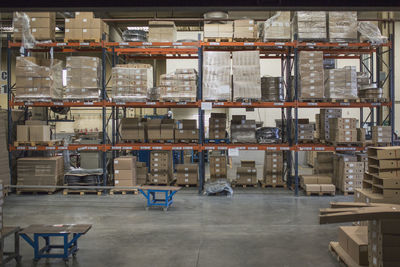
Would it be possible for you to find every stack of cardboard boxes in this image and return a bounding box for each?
[17,156,64,193]
[328,12,358,42]
[231,115,256,143]
[13,12,56,41]
[208,113,226,140]
[260,12,291,41]
[300,174,333,188]
[263,151,284,186]
[176,164,198,186]
[319,108,342,141]
[112,64,153,102]
[203,22,233,39]
[202,51,232,101]
[357,72,383,100]
[160,69,197,102]
[333,154,364,194]
[236,161,257,185]
[15,56,63,101]
[114,156,137,187]
[65,12,109,41]
[299,51,324,100]
[232,51,261,101]
[66,56,101,100]
[146,119,162,142]
[17,121,51,143]
[148,21,176,42]
[328,118,357,144]
[335,226,368,266]
[295,11,327,41]
[120,118,146,142]
[314,152,334,175]
[297,119,315,142]
[324,67,358,100]
[209,153,227,180]
[233,19,257,40]
[372,126,391,144]
[261,76,284,102]
[136,162,148,185]
[160,119,175,142]
[175,120,198,142]
[149,151,173,185]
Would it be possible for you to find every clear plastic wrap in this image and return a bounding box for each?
[324,67,358,99]
[295,11,327,40]
[261,76,283,102]
[298,51,324,99]
[112,64,153,102]
[204,179,233,196]
[13,12,35,49]
[122,29,147,42]
[358,21,388,45]
[15,56,63,101]
[232,51,261,101]
[231,121,257,143]
[160,69,197,102]
[260,12,291,41]
[256,127,281,144]
[66,56,101,100]
[203,51,231,101]
[328,12,358,42]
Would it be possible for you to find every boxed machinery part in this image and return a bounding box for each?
[149,151,173,184]
[263,151,284,184]
[231,118,257,143]
[372,126,391,143]
[209,154,227,179]
[160,69,197,102]
[261,76,284,102]
[232,51,261,101]
[120,118,146,141]
[203,51,231,101]
[209,113,227,140]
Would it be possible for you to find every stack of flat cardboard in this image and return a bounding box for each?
[231,115,256,143]
[208,113,226,140]
[149,151,173,185]
[160,119,175,141]
[160,69,197,102]
[324,67,358,100]
[304,184,336,195]
[328,118,357,143]
[263,151,284,186]
[112,64,153,102]
[0,180,2,232]
[299,51,324,100]
[17,156,64,192]
[204,22,233,39]
[209,153,227,180]
[300,174,332,189]
[65,12,109,41]
[114,156,137,187]
[120,118,146,142]
[203,51,232,101]
[295,11,327,40]
[232,51,261,101]
[233,19,257,39]
[260,12,291,41]
[176,164,198,186]
[15,56,63,102]
[261,76,284,102]
[328,12,358,42]
[236,160,257,185]
[66,56,101,100]
[17,121,50,142]
[175,120,198,142]
[148,21,176,42]
[136,162,148,185]
[319,108,342,141]
[314,152,334,175]
[13,12,56,41]
[372,126,391,144]
[147,119,162,141]
[0,112,10,190]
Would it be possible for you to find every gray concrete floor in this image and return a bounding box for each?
[2,188,349,267]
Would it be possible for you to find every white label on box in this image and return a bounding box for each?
[66,19,70,22]
[185,178,188,182]
[247,170,251,173]
[154,158,158,162]
[185,173,189,177]
[310,93,315,96]
[349,163,354,167]
[345,137,350,141]
[32,28,37,32]
[345,131,350,135]
[348,181,353,185]
[216,164,220,167]
[115,180,119,184]
[228,148,239,157]
[114,160,118,164]
[247,178,251,182]
[348,175,353,179]
[378,138,383,142]
[83,29,87,33]
[201,102,212,110]
[248,27,253,30]
[272,179,277,183]
[154,179,158,182]
[115,170,119,174]
[378,133,383,137]
[184,168,188,171]
[154,174,158,177]
[345,125,349,129]
[273,159,277,162]
[310,66,314,70]
[83,18,87,22]
[348,169,353,173]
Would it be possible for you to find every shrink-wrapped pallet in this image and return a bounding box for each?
[203,52,231,101]
[232,51,261,101]
[159,69,197,102]
[295,12,327,41]
[324,67,358,100]
[328,12,358,42]
[261,76,283,102]
[260,12,291,41]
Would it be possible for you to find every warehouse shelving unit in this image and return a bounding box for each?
[6,34,395,196]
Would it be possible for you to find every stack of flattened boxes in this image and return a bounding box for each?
[260,12,291,41]
[66,56,101,100]
[335,153,364,194]
[114,156,137,187]
[233,19,257,40]
[65,12,109,41]
[149,151,173,185]
[336,226,368,266]
[328,12,358,42]
[295,11,327,41]
[0,112,10,190]
[209,153,227,180]
[148,21,176,42]
[160,69,197,102]
[372,126,391,144]
[236,161,257,185]
[175,120,198,142]
[147,119,162,142]
[324,67,358,100]
[208,113,226,140]
[320,108,342,141]
[0,180,2,235]
[120,118,146,142]
[299,51,324,100]
[232,51,261,101]
[160,119,174,142]
[15,56,63,101]
[230,115,256,143]
[112,64,153,102]
[176,164,198,186]
[136,162,148,185]
[328,118,357,144]
[314,152,334,175]
[13,12,55,41]
[203,22,233,40]
[263,151,284,186]
[17,156,64,192]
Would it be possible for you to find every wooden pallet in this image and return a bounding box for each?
[342,191,355,196]
[231,183,259,188]
[233,98,261,102]
[176,139,199,144]
[326,141,364,147]
[204,38,233,42]
[62,189,102,195]
[175,184,198,188]
[306,191,335,196]
[205,139,229,144]
[328,98,360,103]
[64,38,101,43]
[109,189,138,195]
[261,183,287,188]
[148,139,174,144]
[373,142,391,147]
[359,97,387,103]
[16,189,58,195]
[298,99,326,102]
[233,38,259,42]
[298,140,316,144]
[328,241,364,267]
[160,98,197,103]
[14,140,64,147]
[121,139,146,143]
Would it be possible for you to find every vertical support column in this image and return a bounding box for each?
[111,47,116,178]
[101,34,107,187]
[293,37,299,196]
[197,40,204,194]
[285,47,292,187]
[359,55,364,128]
[389,33,395,144]
[7,34,12,186]
[376,46,382,125]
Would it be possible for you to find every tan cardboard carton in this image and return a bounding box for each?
[338,226,368,265]
[17,125,29,141]
[29,125,50,141]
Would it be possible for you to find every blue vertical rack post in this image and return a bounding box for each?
[197,41,204,194]
[6,34,13,186]
[285,47,293,188]
[293,36,299,197]
[389,33,395,145]
[101,34,107,188]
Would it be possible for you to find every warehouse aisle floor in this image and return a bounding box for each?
[3,189,349,267]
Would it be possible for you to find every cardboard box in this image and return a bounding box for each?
[114,169,134,180]
[149,173,169,184]
[114,156,136,170]
[17,125,29,141]
[338,226,368,265]
[29,125,50,141]
[305,184,320,192]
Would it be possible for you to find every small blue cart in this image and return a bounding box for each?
[137,186,181,211]
[19,224,92,262]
